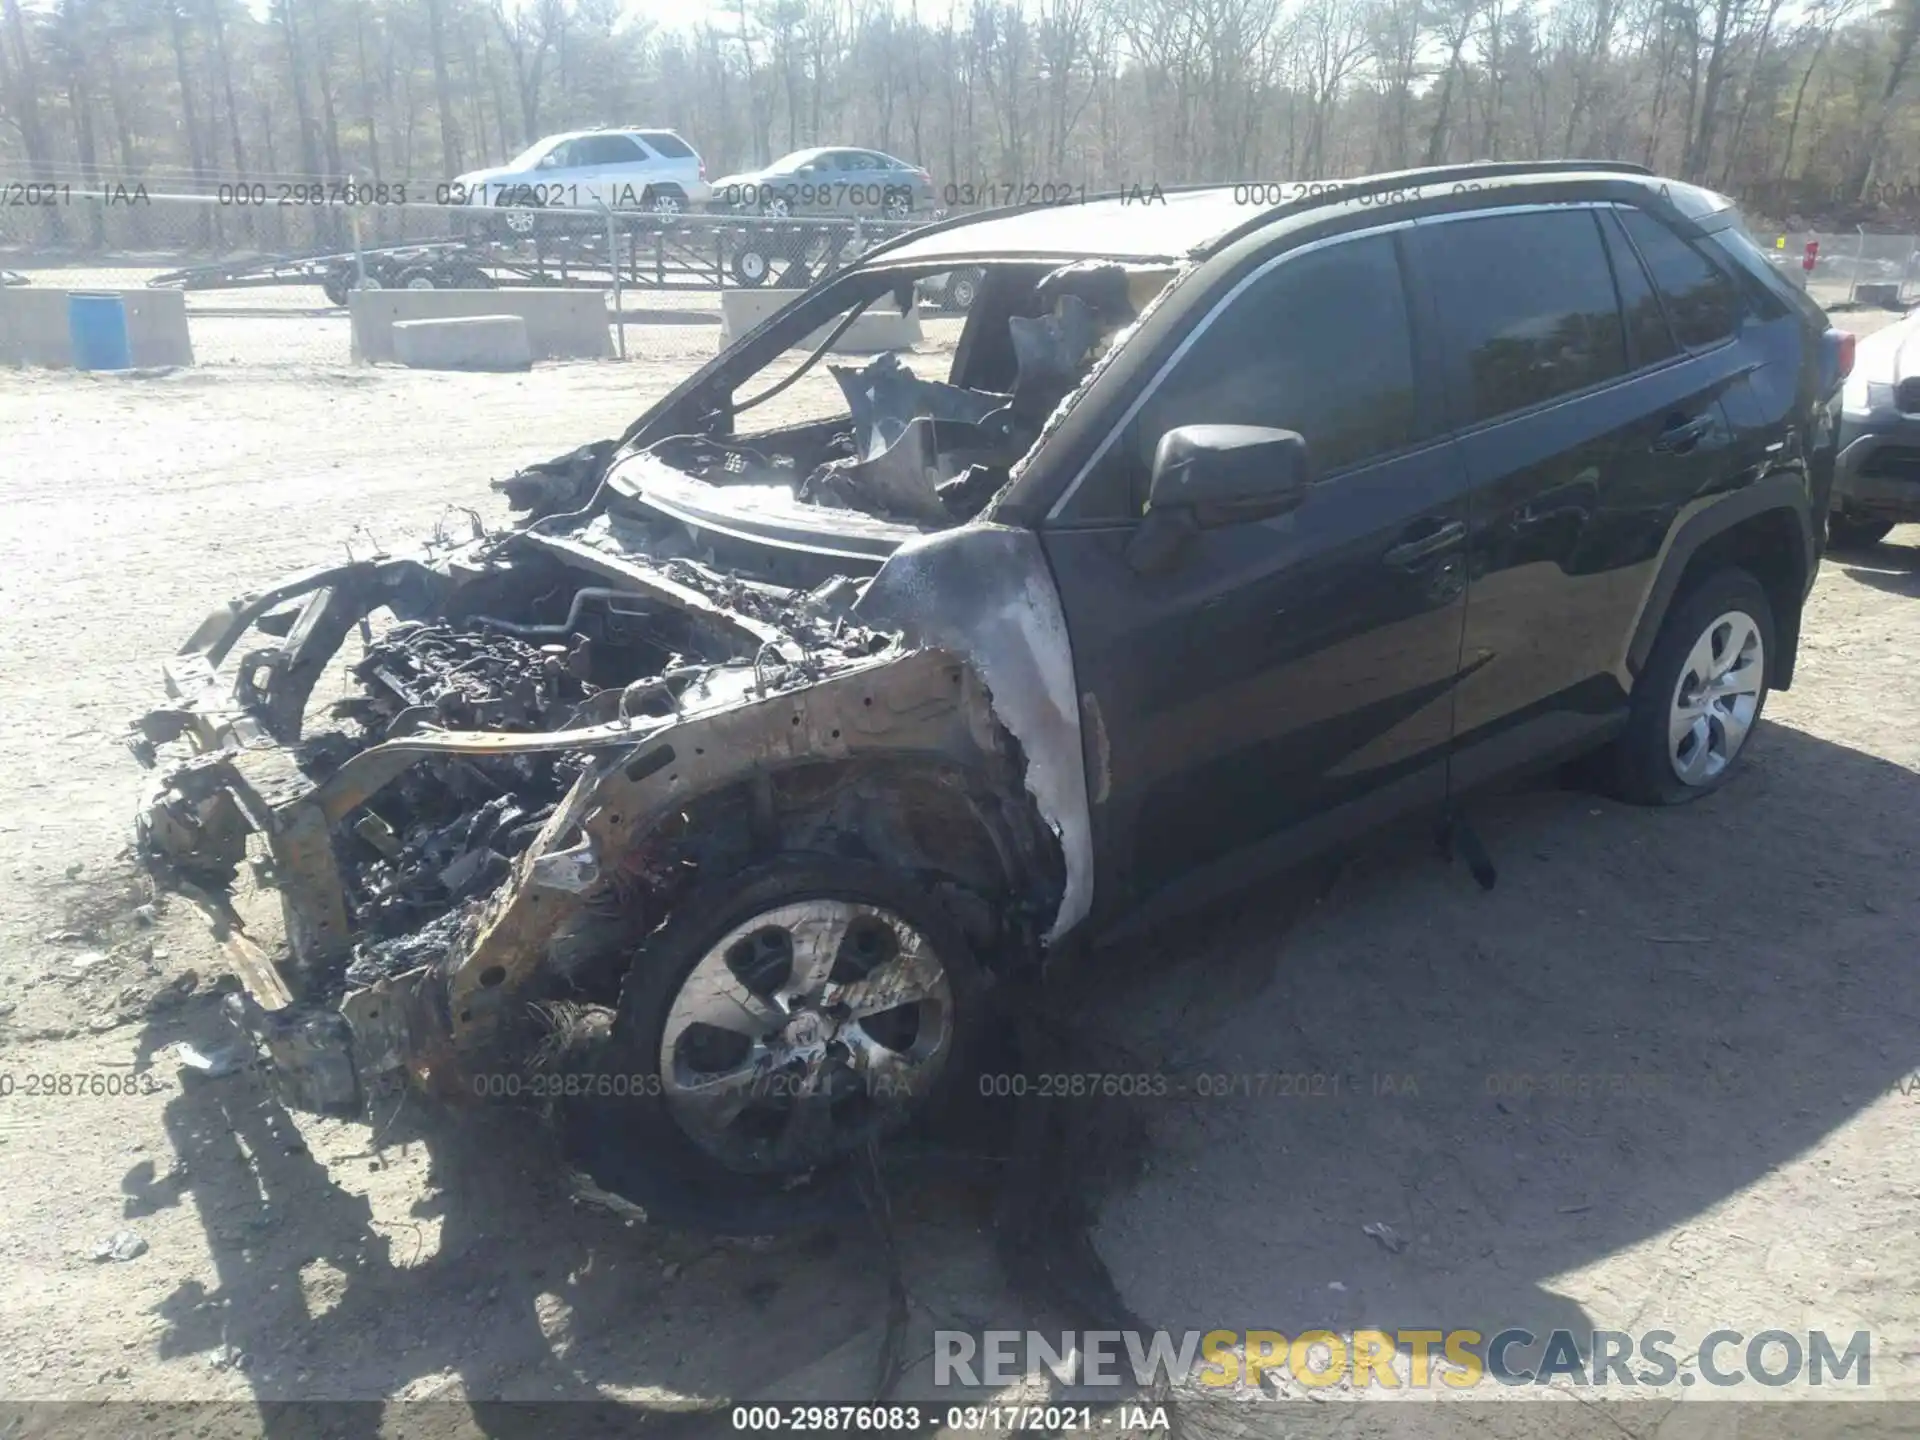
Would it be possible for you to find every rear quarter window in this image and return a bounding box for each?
[639,132,695,159]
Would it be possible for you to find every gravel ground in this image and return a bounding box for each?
[0,288,1916,1436]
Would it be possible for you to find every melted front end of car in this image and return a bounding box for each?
[123,263,1140,1161]
[128,493,1065,1119]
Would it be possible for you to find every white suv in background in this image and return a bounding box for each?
[451,129,711,230]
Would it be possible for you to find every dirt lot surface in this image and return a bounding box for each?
[1,280,1918,1436]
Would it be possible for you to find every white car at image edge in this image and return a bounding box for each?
[452,129,712,229]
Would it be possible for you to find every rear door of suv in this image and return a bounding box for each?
[1418,203,1749,786]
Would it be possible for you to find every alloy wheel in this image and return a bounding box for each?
[658,898,955,1173]
[1668,609,1765,785]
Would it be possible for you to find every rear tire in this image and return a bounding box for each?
[1609,566,1775,805]
[1828,510,1894,549]
[643,185,685,218]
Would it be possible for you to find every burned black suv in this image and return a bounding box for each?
[134,161,1846,1217]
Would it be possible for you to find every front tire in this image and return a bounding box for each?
[570,856,984,1223]
[1610,566,1775,805]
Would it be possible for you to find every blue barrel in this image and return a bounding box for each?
[69,292,132,371]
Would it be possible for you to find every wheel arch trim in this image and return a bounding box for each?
[1623,474,1814,692]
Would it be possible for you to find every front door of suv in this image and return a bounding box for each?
[1040,228,1474,930]
[1417,205,1744,784]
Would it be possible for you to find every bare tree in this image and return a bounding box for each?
[1425,0,1482,161]
[1845,0,1920,195]
[1368,0,1426,170]
[424,0,464,169]
[1298,0,1371,175]
[1,0,58,185]
[1773,0,1858,180]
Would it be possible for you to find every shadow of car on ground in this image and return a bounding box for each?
[108,706,1918,1432]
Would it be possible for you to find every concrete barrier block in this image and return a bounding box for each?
[350,288,611,363]
[1854,281,1904,308]
[718,288,800,343]
[392,314,533,371]
[0,287,192,368]
[719,288,924,353]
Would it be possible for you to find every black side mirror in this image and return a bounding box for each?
[1126,424,1311,574]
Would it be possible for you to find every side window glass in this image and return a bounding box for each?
[1125,234,1421,513]
[1423,209,1627,424]
[1618,208,1744,349]
[1597,208,1678,367]
[639,132,694,159]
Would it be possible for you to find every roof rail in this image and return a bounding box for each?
[854,162,1656,268]
[1198,159,1658,255]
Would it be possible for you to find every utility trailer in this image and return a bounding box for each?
[148,241,492,306]
[142,211,965,307]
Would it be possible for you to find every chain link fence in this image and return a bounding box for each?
[12,183,1918,324]
[1749,227,1920,311]
[0,185,360,257]
[0,188,928,294]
